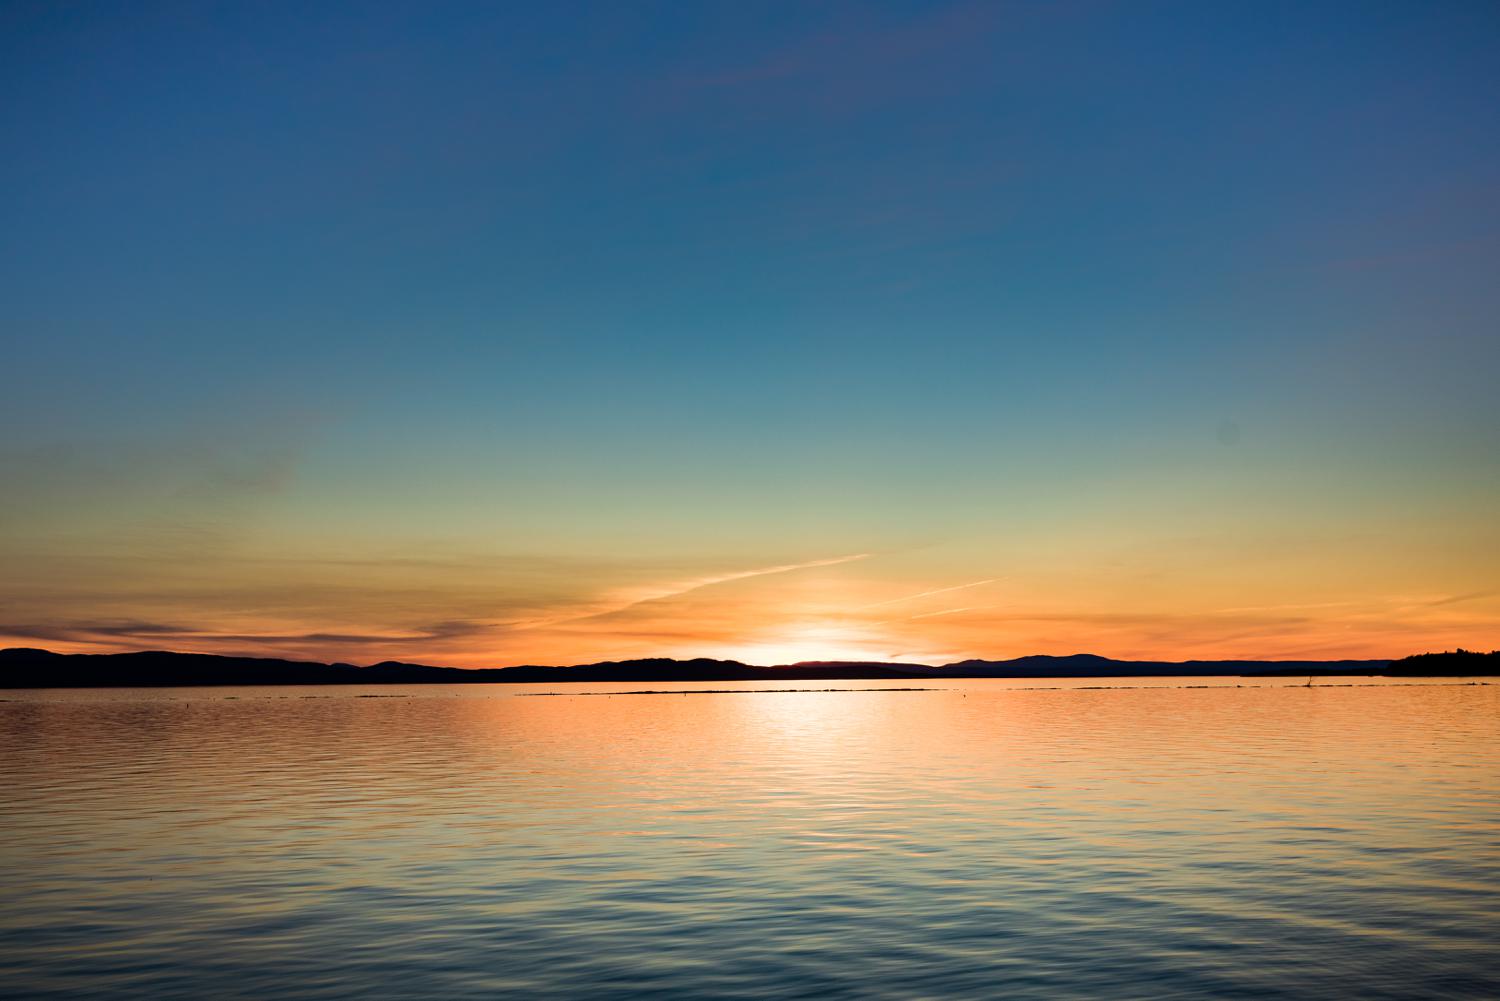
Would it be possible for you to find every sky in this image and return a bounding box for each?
[2,0,1497,667]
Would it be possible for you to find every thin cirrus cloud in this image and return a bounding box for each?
[906,605,995,621]
[651,0,1000,104]
[0,618,490,653]
[862,578,1002,610]
[502,553,873,631]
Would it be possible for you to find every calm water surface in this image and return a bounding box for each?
[2,679,1497,999]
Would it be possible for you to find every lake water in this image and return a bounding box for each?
[2,678,1497,999]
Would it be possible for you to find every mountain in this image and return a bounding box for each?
[0,648,933,687]
[942,653,1393,677]
[2,647,1483,688]
[1381,649,1500,676]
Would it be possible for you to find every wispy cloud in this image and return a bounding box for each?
[863,578,1000,609]
[1422,590,1495,608]
[908,605,993,620]
[0,618,490,655]
[667,1,1008,100]
[1213,600,1361,614]
[1216,592,1497,616]
[505,553,872,631]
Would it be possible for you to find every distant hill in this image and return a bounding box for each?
[3,646,1480,688]
[0,648,931,687]
[1383,649,1500,676]
[939,653,1395,677]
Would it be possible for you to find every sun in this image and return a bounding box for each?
[715,623,888,666]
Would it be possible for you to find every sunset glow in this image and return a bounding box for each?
[3,539,1496,667]
[1,2,1496,670]
[4,5,1499,999]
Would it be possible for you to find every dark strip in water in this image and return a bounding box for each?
[516,681,1492,697]
[519,687,948,696]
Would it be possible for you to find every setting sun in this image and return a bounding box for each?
[711,621,935,667]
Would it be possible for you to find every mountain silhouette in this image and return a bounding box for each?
[1380,649,1500,676]
[3,647,1488,688]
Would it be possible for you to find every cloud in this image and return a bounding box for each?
[0,618,491,658]
[670,2,1006,98]
[1213,600,1360,614]
[907,605,993,620]
[1421,590,1496,608]
[505,553,872,631]
[863,578,1000,609]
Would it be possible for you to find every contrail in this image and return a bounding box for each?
[863,578,1000,609]
[633,553,872,607]
[1423,590,1496,608]
[1214,600,1358,614]
[506,553,872,630]
[908,605,989,620]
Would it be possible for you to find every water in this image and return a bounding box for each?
[2,679,1497,999]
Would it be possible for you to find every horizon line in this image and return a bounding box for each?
[2,645,1446,672]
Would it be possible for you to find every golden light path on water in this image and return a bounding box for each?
[3,679,1497,999]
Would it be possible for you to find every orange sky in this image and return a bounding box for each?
[4,3,1498,669]
[4,497,1496,667]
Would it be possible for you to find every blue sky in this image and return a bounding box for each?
[2,1,1497,665]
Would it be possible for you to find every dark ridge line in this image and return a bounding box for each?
[3,647,1495,688]
[4,681,1489,703]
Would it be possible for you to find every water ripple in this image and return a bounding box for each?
[1,681,1497,999]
